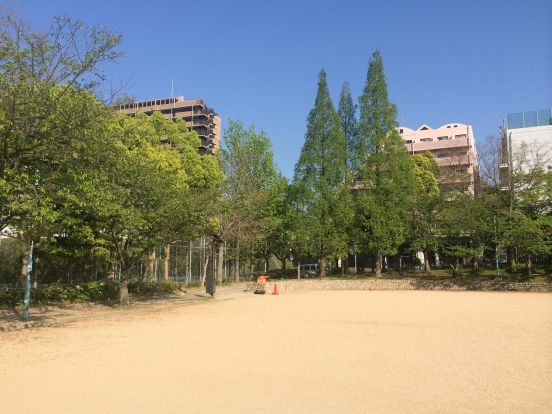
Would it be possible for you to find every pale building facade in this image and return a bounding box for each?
[399,123,480,195]
[501,109,552,176]
[116,96,221,155]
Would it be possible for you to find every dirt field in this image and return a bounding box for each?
[1,290,551,413]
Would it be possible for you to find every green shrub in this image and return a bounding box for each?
[128,280,183,297]
[0,281,120,307]
[0,280,184,307]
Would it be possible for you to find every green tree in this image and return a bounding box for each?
[286,183,317,278]
[0,11,122,281]
[355,50,416,277]
[291,69,352,277]
[509,213,551,276]
[508,166,552,275]
[219,120,284,282]
[409,152,441,273]
[479,135,552,272]
[437,193,490,277]
[338,81,358,171]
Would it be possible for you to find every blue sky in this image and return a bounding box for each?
[5,0,551,178]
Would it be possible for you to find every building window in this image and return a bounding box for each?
[437,136,448,141]
[420,138,433,142]
[405,139,414,144]
[400,128,403,134]
[435,152,448,158]
[455,134,467,139]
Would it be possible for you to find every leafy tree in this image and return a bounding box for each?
[218,120,284,282]
[408,152,441,273]
[509,213,551,276]
[507,166,552,275]
[479,135,552,272]
[145,112,222,281]
[355,50,416,277]
[291,69,352,277]
[286,183,317,278]
[437,193,490,277]
[0,11,122,281]
[258,176,289,270]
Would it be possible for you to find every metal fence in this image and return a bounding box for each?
[112,237,240,285]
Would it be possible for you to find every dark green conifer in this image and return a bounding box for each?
[291,70,353,276]
[356,51,416,277]
[338,81,358,171]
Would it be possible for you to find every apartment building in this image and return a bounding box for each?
[500,109,552,177]
[116,96,221,155]
[399,123,480,195]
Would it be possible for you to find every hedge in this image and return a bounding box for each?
[0,280,185,307]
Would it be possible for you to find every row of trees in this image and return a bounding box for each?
[222,51,551,278]
[1,11,550,305]
[0,13,222,302]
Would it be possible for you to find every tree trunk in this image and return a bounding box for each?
[235,240,240,283]
[281,257,287,270]
[200,247,210,287]
[320,257,327,278]
[185,245,191,284]
[423,249,431,274]
[450,256,460,278]
[146,247,155,281]
[344,254,349,274]
[216,241,224,284]
[527,254,532,277]
[508,246,516,272]
[375,251,382,278]
[20,241,30,285]
[107,265,115,281]
[471,255,479,274]
[163,244,170,280]
[119,277,129,305]
[297,258,301,279]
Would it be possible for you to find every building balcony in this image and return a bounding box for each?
[405,137,471,152]
[435,155,471,167]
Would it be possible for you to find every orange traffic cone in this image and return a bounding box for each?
[272,283,279,295]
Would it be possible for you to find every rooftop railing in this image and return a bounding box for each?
[507,109,552,129]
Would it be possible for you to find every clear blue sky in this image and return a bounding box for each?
[5,0,552,178]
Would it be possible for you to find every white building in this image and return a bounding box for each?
[501,109,552,175]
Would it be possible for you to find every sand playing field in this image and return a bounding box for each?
[1,290,551,413]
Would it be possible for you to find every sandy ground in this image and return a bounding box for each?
[1,290,551,414]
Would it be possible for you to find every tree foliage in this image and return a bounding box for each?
[291,69,353,276]
[338,81,358,171]
[219,120,286,281]
[355,51,416,277]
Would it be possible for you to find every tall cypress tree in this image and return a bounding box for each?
[291,69,352,276]
[356,50,416,277]
[338,81,358,171]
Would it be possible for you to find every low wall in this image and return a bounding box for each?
[247,278,552,293]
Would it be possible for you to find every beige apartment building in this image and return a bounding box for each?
[399,123,480,195]
[116,96,221,154]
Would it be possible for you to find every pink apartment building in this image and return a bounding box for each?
[399,123,480,195]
